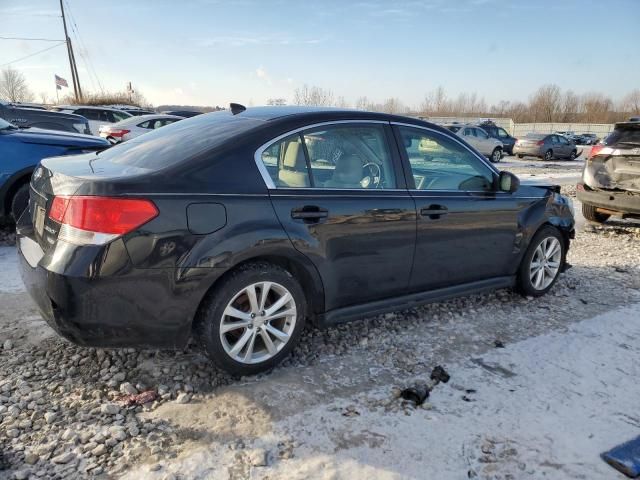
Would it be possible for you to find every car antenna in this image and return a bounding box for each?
[230,103,246,115]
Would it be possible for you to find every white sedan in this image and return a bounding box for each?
[98,114,183,144]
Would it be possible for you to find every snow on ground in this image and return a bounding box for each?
[0,247,24,294]
[124,303,640,480]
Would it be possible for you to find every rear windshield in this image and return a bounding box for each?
[604,125,640,146]
[92,112,263,170]
[446,126,461,132]
[524,133,546,139]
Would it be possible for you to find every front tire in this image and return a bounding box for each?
[582,203,610,223]
[195,262,307,376]
[517,154,524,159]
[569,150,577,160]
[517,226,565,297]
[490,148,502,163]
[10,184,30,221]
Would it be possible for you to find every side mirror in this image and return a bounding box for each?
[499,171,520,193]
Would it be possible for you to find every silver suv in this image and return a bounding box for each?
[445,124,503,162]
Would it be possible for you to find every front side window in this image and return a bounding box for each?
[398,126,495,192]
[463,128,474,137]
[113,111,130,122]
[497,128,510,138]
[258,124,397,190]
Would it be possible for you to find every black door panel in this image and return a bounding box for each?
[410,192,521,290]
[270,190,416,310]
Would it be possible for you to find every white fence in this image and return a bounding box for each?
[414,116,615,138]
[512,123,614,138]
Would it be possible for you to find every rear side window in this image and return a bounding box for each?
[77,109,101,121]
[258,123,397,190]
[93,112,263,170]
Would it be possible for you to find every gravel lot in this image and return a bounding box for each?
[1,161,639,479]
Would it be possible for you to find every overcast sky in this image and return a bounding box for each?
[1,0,639,107]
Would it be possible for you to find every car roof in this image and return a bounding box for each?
[116,114,184,125]
[55,105,131,112]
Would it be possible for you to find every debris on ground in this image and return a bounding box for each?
[120,390,159,406]
[494,340,505,348]
[601,435,640,478]
[400,365,451,406]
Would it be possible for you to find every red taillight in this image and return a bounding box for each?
[536,140,544,146]
[588,145,604,159]
[49,196,158,235]
[108,129,130,137]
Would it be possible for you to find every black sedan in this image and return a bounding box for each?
[17,106,575,375]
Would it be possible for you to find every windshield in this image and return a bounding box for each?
[0,118,16,130]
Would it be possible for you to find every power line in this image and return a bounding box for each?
[0,36,65,42]
[63,0,103,93]
[0,42,66,68]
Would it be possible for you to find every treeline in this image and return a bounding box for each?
[291,84,640,124]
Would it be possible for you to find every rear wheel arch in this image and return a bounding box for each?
[191,253,325,335]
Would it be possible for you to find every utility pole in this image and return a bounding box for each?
[59,0,82,102]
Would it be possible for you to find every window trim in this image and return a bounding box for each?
[254,120,390,190]
[390,122,500,193]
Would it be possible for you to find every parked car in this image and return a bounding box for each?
[444,124,503,162]
[577,121,640,223]
[17,106,575,375]
[580,133,599,145]
[98,114,183,144]
[0,117,108,220]
[122,109,156,116]
[161,110,202,118]
[478,121,517,155]
[629,116,640,122]
[514,133,578,160]
[51,105,132,135]
[0,101,91,135]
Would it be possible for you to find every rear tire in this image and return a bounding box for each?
[582,203,610,223]
[194,262,307,376]
[517,154,524,159]
[517,225,565,297]
[10,184,30,221]
[544,149,553,161]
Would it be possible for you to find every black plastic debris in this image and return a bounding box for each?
[494,340,505,348]
[400,385,430,405]
[430,365,450,384]
[399,365,451,406]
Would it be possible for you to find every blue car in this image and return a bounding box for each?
[0,117,109,220]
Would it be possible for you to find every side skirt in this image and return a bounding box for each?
[315,276,515,328]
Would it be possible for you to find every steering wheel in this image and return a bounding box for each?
[360,162,382,189]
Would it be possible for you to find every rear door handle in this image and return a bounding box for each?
[420,204,448,219]
[291,206,328,222]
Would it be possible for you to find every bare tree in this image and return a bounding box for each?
[381,97,407,114]
[0,68,34,102]
[267,98,286,106]
[560,90,580,122]
[581,92,613,123]
[39,92,50,105]
[293,84,334,106]
[621,89,640,114]
[529,84,561,122]
[335,96,349,108]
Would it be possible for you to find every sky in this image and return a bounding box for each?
[1,0,639,108]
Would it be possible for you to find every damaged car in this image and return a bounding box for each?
[577,121,640,223]
[17,106,575,375]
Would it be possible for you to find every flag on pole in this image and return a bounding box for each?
[55,75,69,88]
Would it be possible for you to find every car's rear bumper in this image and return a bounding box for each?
[577,183,640,216]
[513,145,543,157]
[17,230,220,349]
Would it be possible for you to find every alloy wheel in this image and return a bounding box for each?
[219,281,297,364]
[544,150,553,161]
[529,237,562,290]
[492,149,501,162]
